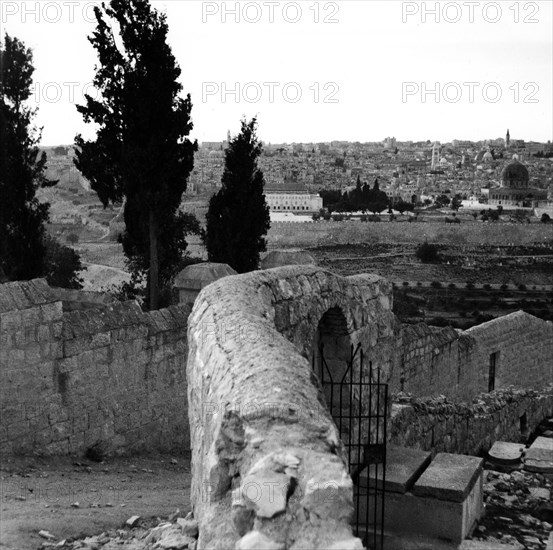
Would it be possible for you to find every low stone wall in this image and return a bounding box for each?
[187,265,396,549]
[268,220,552,248]
[0,279,191,456]
[390,312,553,401]
[389,387,553,456]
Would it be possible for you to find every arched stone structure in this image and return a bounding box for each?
[187,265,395,549]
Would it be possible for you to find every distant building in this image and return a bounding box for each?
[264,181,323,212]
[488,159,547,208]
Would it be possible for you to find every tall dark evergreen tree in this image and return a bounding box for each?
[0,34,57,281]
[205,118,270,273]
[74,0,198,309]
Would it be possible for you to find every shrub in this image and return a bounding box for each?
[483,284,491,290]
[466,282,475,290]
[402,281,409,287]
[416,242,439,263]
[431,281,442,288]
[518,284,527,291]
[448,283,456,289]
[66,233,79,245]
[500,284,508,290]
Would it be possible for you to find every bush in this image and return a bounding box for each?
[431,281,442,288]
[402,281,409,287]
[42,235,83,289]
[466,282,475,290]
[332,214,344,222]
[448,283,456,289]
[483,284,491,290]
[500,283,508,290]
[416,242,439,263]
[66,233,79,245]
[518,284,527,291]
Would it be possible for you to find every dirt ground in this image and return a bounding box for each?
[0,454,191,550]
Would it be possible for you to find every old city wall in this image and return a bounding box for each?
[0,279,190,456]
[268,220,551,248]
[389,311,553,401]
[390,387,553,456]
[187,265,396,549]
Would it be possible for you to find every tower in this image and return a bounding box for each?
[505,129,510,149]
[431,142,440,170]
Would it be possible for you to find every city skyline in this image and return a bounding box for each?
[2,0,552,145]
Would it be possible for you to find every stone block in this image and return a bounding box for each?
[530,436,553,451]
[413,453,483,502]
[358,445,432,494]
[524,447,553,473]
[357,468,483,544]
[487,441,524,465]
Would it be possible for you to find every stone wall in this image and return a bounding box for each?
[268,220,552,248]
[390,312,553,401]
[187,265,396,549]
[0,279,191,456]
[389,387,553,456]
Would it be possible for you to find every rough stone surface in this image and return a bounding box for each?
[413,453,483,502]
[187,266,384,549]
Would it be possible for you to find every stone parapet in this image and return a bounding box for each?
[187,266,395,549]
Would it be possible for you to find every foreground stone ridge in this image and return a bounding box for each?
[187,266,396,549]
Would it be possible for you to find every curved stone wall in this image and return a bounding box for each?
[187,265,395,549]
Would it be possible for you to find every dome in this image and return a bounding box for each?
[483,151,494,162]
[261,250,316,270]
[501,160,529,188]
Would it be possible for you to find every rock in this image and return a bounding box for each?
[529,487,550,500]
[235,531,284,550]
[143,522,172,544]
[38,530,56,540]
[240,470,290,519]
[176,518,199,538]
[327,539,364,550]
[125,516,140,528]
[231,504,255,536]
[157,527,195,549]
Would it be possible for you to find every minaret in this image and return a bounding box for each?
[505,129,510,149]
[431,142,440,170]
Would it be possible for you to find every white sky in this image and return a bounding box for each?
[1,0,552,145]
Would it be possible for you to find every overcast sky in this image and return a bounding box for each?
[2,0,552,145]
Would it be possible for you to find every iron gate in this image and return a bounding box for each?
[313,343,389,550]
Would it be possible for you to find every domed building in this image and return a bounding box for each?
[488,159,547,208]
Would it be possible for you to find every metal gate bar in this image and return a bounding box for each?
[313,343,388,549]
